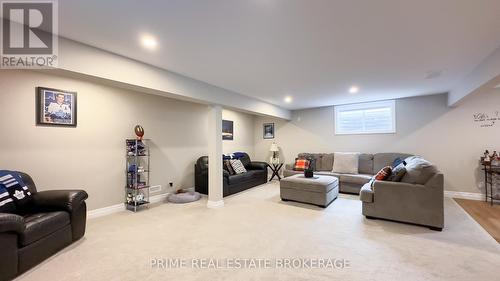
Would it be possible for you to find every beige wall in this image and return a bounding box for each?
[254,90,500,194]
[222,109,255,157]
[0,70,254,210]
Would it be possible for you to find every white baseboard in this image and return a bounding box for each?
[444,191,483,201]
[87,193,169,219]
[87,203,124,219]
[207,200,224,208]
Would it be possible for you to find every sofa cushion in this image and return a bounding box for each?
[358,154,374,175]
[21,211,70,246]
[332,152,359,174]
[230,159,247,174]
[318,153,334,171]
[284,169,302,177]
[360,183,374,203]
[373,153,412,174]
[401,157,438,185]
[228,171,253,184]
[339,174,373,185]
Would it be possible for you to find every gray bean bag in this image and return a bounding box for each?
[167,191,201,203]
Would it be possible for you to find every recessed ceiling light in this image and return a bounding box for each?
[284,96,293,103]
[140,34,158,50]
[349,86,359,94]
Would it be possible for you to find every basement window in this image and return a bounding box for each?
[334,100,396,135]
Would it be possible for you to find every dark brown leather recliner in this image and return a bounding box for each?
[0,172,88,281]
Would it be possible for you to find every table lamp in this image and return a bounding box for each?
[270,142,279,164]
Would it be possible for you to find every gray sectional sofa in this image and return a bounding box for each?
[284,152,444,230]
[284,152,412,194]
[360,157,444,230]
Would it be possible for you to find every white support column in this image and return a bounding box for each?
[207,105,224,208]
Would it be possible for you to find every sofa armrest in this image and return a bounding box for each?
[223,170,230,178]
[373,180,425,192]
[32,190,88,213]
[248,161,268,170]
[0,213,25,235]
[372,180,443,210]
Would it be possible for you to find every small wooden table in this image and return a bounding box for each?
[482,164,500,206]
[268,163,284,181]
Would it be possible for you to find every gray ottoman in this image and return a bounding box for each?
[280,174,339,207]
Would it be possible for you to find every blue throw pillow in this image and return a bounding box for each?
[232,152,247,159]
[0,170,32,211]
[392,158,406,168]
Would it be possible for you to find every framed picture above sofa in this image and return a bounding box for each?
[36,87,77,127]
[222,120,233,140]
[263,123,274,139]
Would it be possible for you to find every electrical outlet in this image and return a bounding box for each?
[150,185,161,193]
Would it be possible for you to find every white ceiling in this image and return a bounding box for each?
[57,0,500,110]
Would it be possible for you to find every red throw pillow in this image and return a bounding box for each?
[294,159,310,171]
[375,166,392,181]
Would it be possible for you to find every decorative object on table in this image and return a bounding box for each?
[36,87,77,127]
[483,150,491,164]
[167,191,201,204]
[222,120,234,140]
[263,123,275,139]
[304,158,315,178]
[125,138,151,212]
[134,125,145,140]
[492,151,499,166]
[269,142,280,164]
[304,168,314,178]
[268,163,284,181]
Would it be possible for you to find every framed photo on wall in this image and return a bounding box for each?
[36,87,77,127]
[222,120,234,140]
[263,123,274,139]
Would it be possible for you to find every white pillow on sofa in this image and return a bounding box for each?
[332,152,359,174]
[230,159,247,174]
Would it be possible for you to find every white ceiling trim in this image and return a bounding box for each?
[448,46,500,106]
[56,37,291,119]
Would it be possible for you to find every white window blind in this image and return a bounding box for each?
[334,100,396,135]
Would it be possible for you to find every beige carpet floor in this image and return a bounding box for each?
[17,182,500,281]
